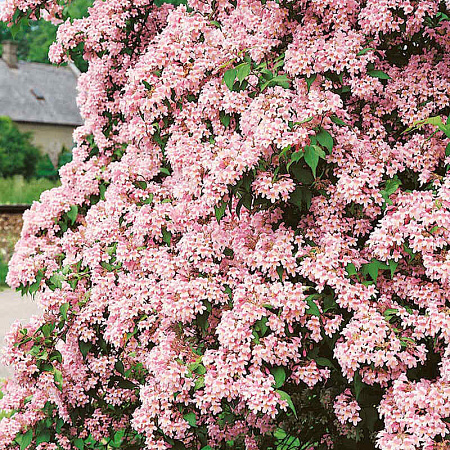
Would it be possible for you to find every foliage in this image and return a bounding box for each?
[0,255,8,288]
[0,117,41,179]
[0,385,14,419]
[57,147,72,169]
[35,154,58,180]
[0,176,59,204]
[0,0,92,69]
[0,116,72,183]
[0,1,449,450]
[35,149,73,180]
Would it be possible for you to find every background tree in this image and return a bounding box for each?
[0,116,41,179]
[0,0,92,69]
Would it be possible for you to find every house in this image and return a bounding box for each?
[0,40,83,165]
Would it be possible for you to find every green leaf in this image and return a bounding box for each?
[272,55,285,71]
[305,295,321,317]
[330,115,348,126]
[162,227,172,245]
[183,412,197,427]
[323,295,337,312]
[254,317,269,337]
[78,340,92,358]
[115,360,125,376]
[143,193,154,205]
[172,441,187,450]
[426,116,444,127]
[196,311,209,331]
[272,74,290,88]
[368,70,391,79]
[357,47,376,56]
[142,80,152,90]
[118,379,137,390]
[99,183,107,200]
[384,177,401,195]
[288,188,303,208]
[36,430,51,445]
[193,363,206,375]
[290,165,314,184]
[260,68,273,80]
[292,117,313,127]
[363,406,379,432]
[354,371,364,400]
[315,357,335,369]
[383,308,398,319]
[276,390,297,417]
[362,259,388,282]
[403,115,446,134]
[316,128,333,152]
[29,270,44,295]
[194,375,205,390]
[439,123,450,139]
[214,201,227,223]
[135,180,147,190]
[49,273,64,290]
[270,366,286,389]
[74,438,85,450]
[17,429,33,450]
[286,151,303,171]
[236,63,251,82]
[261,74,290,91]
[388,260,398,278]
[49,350,62,363]
[220,111,231,128]
[110,430,125,448]
[224,68,237,90]
[289,150,304,165]
[41,323,54,338]
[305,74,316,91]
[276,265,284,281]
[67,205,78,225]
[54,369,63,391]
[289,186,312,210]
[274,428,287,440]
[55,418,64,434]
[59,303,70,321]
[304,145,323,178]
[368,263,381,282]
[345,263,357,276]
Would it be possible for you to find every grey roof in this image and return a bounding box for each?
[0,59,83,126]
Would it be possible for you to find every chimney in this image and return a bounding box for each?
[2,40,18,68]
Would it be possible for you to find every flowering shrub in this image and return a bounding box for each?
[1,0,450,449]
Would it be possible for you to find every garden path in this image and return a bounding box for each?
[0,289,41,378]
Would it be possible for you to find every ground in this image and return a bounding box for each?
[0,289,41,378]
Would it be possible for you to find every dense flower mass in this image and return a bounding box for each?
[0,0,450,449]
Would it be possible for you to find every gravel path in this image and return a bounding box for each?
[0,289,41,378]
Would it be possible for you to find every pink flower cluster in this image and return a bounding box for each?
[377,374,450,449]
[333,389,361,427]
[0,0,450,448]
